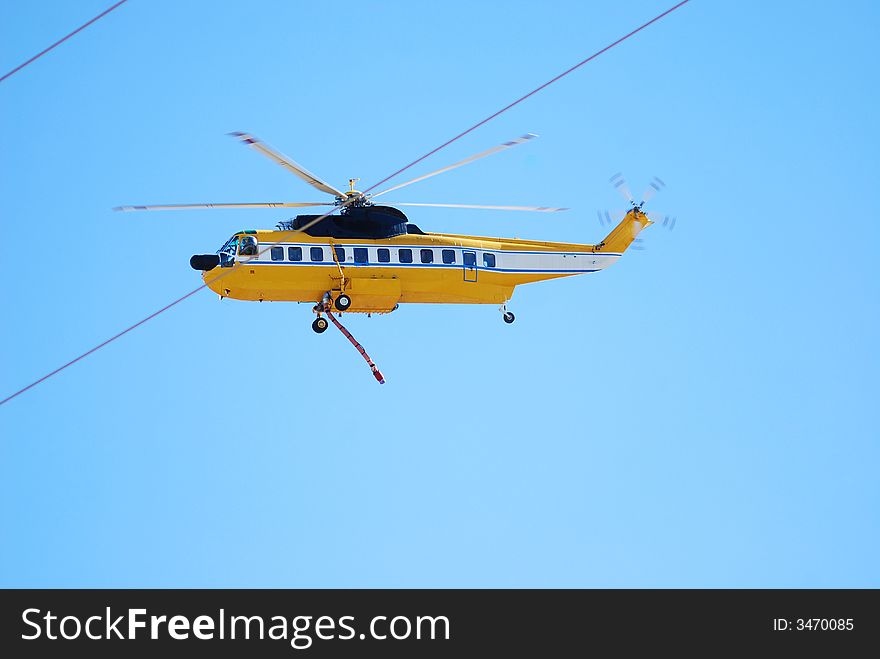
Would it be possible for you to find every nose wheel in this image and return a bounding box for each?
[312,317,329,333]
[503,311,515,324]
[335,294,352,311]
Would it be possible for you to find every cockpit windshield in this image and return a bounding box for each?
[218,235,238,255]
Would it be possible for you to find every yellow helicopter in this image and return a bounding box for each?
[116,132,666,382]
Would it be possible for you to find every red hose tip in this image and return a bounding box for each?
[372,368,386,384]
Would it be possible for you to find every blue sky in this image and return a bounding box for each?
[1,0,877,587]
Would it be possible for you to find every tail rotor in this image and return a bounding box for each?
[639,175,666,205]
[609,172,634,204]
[597,174,678,249]
[656,213,677,231]
[596,209,625,227]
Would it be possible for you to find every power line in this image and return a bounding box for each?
[364,0,692,196]
[0,0,692,406]
[0,0,130,84]
[1,284,205,406]
[0,196,362,407]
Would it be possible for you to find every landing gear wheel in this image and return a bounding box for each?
[312,317,329,333]
[503,311,515,324]
[335,294,352,311]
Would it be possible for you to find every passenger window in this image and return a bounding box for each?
[239,236,258,256]
[354,248,368,264]
[483,253,496,268]
[463,252,476,267]
[420,249,434,264]
[377,248,390,263]
[399,248,413,263]
[288,246,302,262]
[334,247,346,262]
[442,249,456,264]
[271,246,284,261]
[310,247,323,262]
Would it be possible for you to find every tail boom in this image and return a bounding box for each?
[595,209,652,253]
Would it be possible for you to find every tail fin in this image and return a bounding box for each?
[596,209,652,253]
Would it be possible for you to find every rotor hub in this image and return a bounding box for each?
[337,182,372,212]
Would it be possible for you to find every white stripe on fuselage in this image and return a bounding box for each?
[239,242,620,274]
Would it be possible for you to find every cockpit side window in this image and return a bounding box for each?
[239,235,258,256]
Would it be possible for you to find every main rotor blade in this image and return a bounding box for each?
[384,202,567,212]
[369,133,538,200]
[113,202,334,212]
[228,131,345,197]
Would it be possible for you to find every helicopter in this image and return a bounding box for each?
[116,131,663,382]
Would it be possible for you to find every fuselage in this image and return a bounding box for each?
[199,229,621,313]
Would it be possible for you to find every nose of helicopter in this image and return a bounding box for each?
[190,254,219,271]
